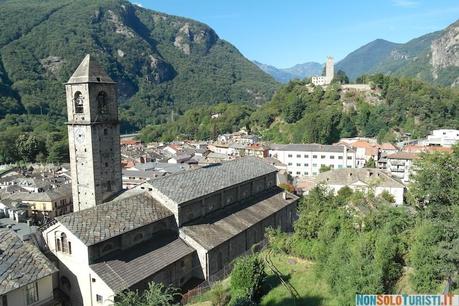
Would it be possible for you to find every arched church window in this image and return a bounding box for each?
[74,92,84,113]
[97,91,108,114]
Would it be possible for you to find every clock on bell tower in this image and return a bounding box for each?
[65,54,122,211]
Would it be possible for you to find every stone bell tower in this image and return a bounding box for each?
[65,54,122,211]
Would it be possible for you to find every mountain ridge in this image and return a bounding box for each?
[336,19,458,85]
[0,0,278,130]
[254,60,322,83]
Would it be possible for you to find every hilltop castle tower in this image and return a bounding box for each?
[311,56,334,86]
[65,54,122,211]
[325,56,334,83]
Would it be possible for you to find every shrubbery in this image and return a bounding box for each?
[229,254,266,305]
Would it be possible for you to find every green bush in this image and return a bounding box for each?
[229,255,266,304]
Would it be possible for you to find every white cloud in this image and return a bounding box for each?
[392,0,419,8]
[134,2,143,7]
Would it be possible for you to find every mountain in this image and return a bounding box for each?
[336,19,459,86]
[283,62,323,79]
[335,39,401,80]
[0,0,278,129]
[254,61,322,83]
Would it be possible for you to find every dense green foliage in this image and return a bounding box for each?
[0,114,68,164]
[267,147,459,304]
[250,75,459,144]
[139,103,253,142]
[0,0,277,133]
[269,186,410,305]
[407,148,459,292]
[115,282,178,306]
[229,255,267,305]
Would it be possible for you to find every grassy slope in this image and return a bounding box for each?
[260,254,334,306]
[188,252,336,306]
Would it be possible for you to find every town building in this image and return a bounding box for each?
[424,129,459,147]
[268,144,356,177]
[41,55,299,306]
[386,152,419,183]
[0,229,58,306]
[343,140,379,168]
[7,184,73,221]
[300,168,405,205]
[311,56,334,86]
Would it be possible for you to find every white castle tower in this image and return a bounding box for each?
[325,56,334,84]
[311,56,334,86]
[65,55,122,211]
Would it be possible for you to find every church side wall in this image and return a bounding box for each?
[192,199,298,278]
[177,172,277,226]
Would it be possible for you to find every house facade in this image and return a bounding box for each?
[386,152,418,183]
[425,129,459,147]
[0,229,58,306]
[308,168,405,205]
[269,144,356,177]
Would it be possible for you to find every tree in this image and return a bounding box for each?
[143,282,178,306]
[0,127,21,163]
[365,157,376,168]
[408,146,459,292]
[230,255,266,304]
[333,70,349,84]
[319,164,332,173]
[115,282,178,306]
[16,134,45,162]
[47,140,69,163]
[409,149,459,209]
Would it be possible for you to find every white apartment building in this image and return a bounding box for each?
[386,152,418,183]
[425,129,459,147]
[269,144,356,177]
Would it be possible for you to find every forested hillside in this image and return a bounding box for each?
[0,0,277,128]
[250,75,459,144]
[140,75,459,143]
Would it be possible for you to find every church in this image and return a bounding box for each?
[41,55,299,305]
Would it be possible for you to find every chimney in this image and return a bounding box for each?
[282,192,288,200]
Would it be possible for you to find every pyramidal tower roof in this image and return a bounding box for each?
[67,54,115,84]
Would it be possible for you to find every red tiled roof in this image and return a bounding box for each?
[387,152,418,160]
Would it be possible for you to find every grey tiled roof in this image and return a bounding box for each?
[147,157,277,206]
[90,232,195,293]
[314,168,405,188]
[0,229,58,295]
[269,143,353,153]
[180,187,298,250]
[8,184,72,202]
[56,190,173,246]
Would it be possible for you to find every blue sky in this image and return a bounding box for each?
[133,0,459,68]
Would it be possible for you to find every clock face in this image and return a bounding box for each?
[74,127,85,144]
